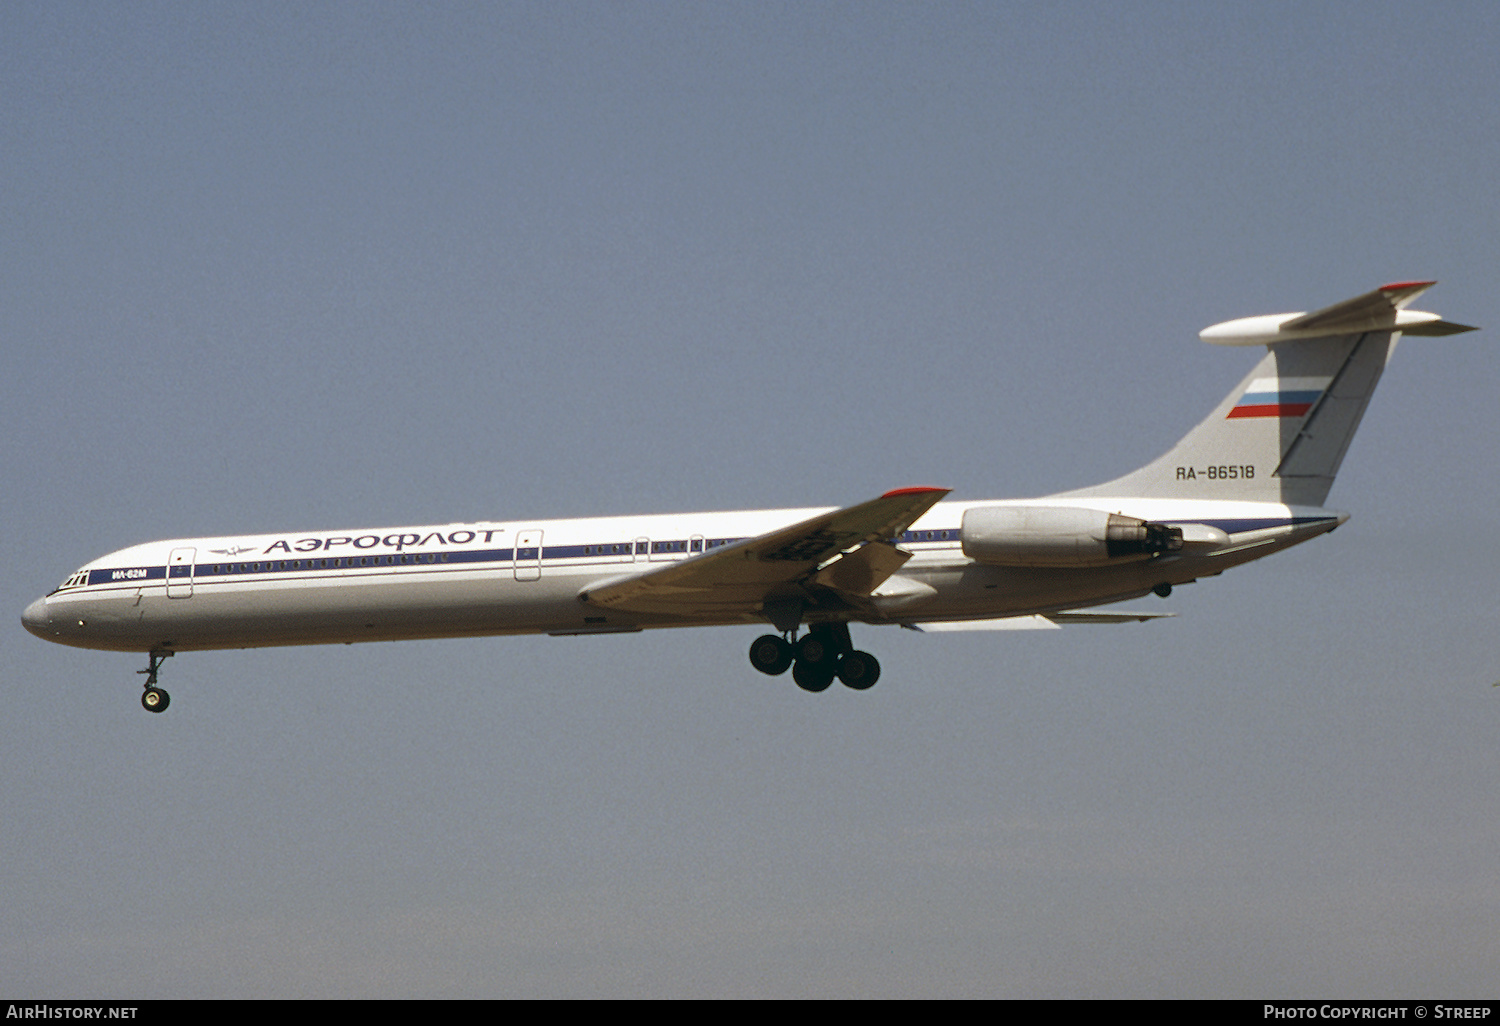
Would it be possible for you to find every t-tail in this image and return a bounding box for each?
[1060,282,1476,507]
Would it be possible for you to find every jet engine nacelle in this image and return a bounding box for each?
[960,505,1183,568]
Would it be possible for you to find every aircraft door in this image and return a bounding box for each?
[167,547,195,598]
[514,530,542,581]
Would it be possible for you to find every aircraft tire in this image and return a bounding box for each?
[837,651,881,691]
[141,687,170,713]
[794,633,838,669]
[792,660,835,693]
[749,635,794,676]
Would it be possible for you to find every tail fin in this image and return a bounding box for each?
[1059,282,1475,507]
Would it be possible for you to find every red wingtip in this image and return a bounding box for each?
[1380,280,1436,291]
[882,486,949,498]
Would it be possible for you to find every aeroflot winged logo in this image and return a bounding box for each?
[209,545,255,556]
[1227,376,1331,419]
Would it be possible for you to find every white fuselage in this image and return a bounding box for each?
[22,495,1342,654]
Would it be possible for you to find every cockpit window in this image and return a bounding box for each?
[57,570,89,591]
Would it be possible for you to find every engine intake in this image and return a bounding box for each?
[960,506,1183,567]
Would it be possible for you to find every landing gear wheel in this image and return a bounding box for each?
[1153,582,1173,598]
[792,660,835,693]
[837,650,881,691]
[794,633,838,669]
[137,649,175,713]
[749,634,794,676]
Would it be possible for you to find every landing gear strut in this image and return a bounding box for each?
[137,649,173,713]
[746,624,882,693]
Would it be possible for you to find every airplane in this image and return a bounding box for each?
[22,282,1476,713]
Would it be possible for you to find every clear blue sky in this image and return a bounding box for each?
[3,1,1497,997]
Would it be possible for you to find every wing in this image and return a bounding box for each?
[579,487,950,625]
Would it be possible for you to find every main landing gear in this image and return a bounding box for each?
[137,649,173,713]
[749,623,881,693]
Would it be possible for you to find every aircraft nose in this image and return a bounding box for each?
[21,597,52,638]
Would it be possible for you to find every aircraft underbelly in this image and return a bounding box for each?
[44,567,759,652]
[46,574,566,651]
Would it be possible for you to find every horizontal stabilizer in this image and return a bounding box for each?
[1401,318,1478,337]
[1200,281,1474,345]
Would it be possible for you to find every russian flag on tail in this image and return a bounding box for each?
[1227,376,1331,419]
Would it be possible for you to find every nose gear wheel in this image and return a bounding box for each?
[136,649,175,714]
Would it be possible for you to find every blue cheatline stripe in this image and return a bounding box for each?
[81,537,756,588]
[78,528,965,588]
[88,566,167,586]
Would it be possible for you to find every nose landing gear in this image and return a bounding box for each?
[137,649,174,714]
[747,624,882,693]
